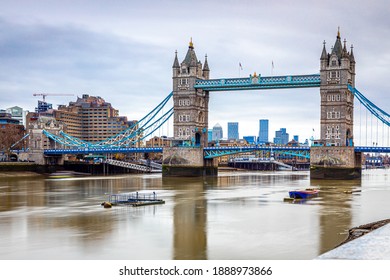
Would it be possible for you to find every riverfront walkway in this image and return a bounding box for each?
[317,222,390,260]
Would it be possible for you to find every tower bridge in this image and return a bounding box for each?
[35,29,390,179]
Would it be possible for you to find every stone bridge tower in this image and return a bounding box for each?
[310,29,361,179]
[162,40,217,176]
[319,28,355,147]
[172,39,210,147]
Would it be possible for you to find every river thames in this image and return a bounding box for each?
[0,169,389,260]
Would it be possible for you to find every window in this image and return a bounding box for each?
[330,71,338,78]
[179,115,190,122]
[335,125,340,139]
[178,99,190,106]
[180,78,188,85]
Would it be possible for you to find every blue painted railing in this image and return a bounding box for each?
[43,145,390,156]
[194,74,321,91]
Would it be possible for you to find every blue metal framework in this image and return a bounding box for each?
[348,85,390,127]
[43,145,390,156]
[43,93,173,149]
[354,146,390,153]
[44,147,163,155]
[194,74,321,91]
[203,146,310,159]
[44,146,390,158]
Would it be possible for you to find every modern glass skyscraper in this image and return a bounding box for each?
[212,123,223,141]
[227,122,239,140]
[258,119,269,144]
[207,129,213,142]
[274,128,289,145]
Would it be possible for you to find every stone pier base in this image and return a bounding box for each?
[162,147,218,177]
[310,146,362,180]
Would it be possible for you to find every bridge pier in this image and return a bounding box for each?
[162,147,218,177]
[310,147,361,179]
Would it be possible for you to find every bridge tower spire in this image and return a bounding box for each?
[311,28,361,179]
[163,40,217,176]
[171,39,210,147]
[319,28,355,147]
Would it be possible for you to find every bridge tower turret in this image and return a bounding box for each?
[163,40,217,177]
[172,39,210,147]
[319,28,356,147]
[311,28,361,179]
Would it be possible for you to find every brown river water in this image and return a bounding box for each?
[0,169,389,260]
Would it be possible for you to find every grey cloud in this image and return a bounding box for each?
[0,18,170,117]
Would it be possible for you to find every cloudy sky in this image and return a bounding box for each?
[1,0,389,145]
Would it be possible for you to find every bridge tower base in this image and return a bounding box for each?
[162,147,218,177]
[310,147,362,179]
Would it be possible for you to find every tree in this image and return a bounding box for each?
[0,124,26,157]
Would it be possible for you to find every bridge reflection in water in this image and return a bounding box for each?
[1,170,389,259]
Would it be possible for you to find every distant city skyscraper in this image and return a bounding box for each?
[208,129,213,142]
[227,122,239,140]
[274,128,289,145]
[293,135,299,142]
[258,119,269,144]
[212,123,223,141]
[243,136,256,145]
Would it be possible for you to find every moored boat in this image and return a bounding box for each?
[289,189,319,199]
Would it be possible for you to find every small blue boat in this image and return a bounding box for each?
[289,189,319,199]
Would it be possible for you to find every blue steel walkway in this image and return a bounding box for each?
[43,146,390,156]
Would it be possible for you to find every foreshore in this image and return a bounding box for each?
[0,171,43,178]
[317,219,390,259]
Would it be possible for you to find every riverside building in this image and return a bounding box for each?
[54,94,130,143]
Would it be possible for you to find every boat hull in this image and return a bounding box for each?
[289,190,319,199]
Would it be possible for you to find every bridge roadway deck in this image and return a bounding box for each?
[43,146,390,155]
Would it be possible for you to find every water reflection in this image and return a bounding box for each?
[310,179,361,254]
[162,177,210,260]
[0,170,389,259]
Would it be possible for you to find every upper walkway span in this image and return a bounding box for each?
[194,74,321,91]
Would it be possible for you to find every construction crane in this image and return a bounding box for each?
[33,93,75,102]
